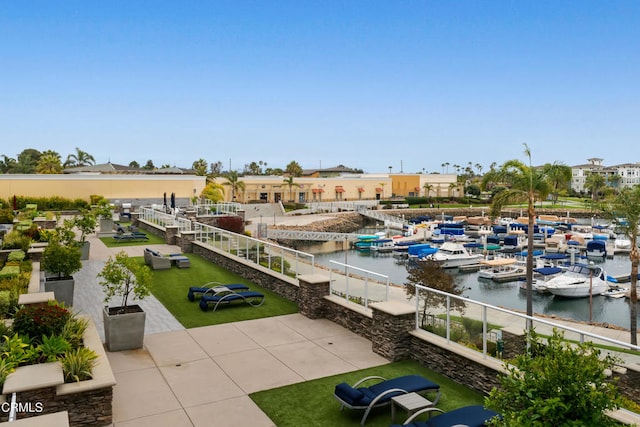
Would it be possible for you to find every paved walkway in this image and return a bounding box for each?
[71,234,388,427]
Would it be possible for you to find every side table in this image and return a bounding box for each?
[391,392,434,423]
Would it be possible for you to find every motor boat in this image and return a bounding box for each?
[545,263,612,298]
[428,242,484,268]
[478,258,526,282]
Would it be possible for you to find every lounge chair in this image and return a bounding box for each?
[187,282,250,301]
[113,233,149,243]
[334,375,441,426]
[389,405,500,427]
[198,289,265,311]
[149,252,171,270]
[144,248,182,265]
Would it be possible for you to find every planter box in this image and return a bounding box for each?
[44,277,75,307]
[103,305,146,351]
[79,241,90,261]
[99,218,114,233]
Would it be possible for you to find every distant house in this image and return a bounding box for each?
[63,162,195,175]
[301,165,362,178]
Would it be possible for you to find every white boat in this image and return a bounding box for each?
[478,258,526,282]
[545,264,611,298]
[519,266,565,293]
[429,242,484,268]
[603,286,629,299]
[369,238,395,252]
[614,235,632,251]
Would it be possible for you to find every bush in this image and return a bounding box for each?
[0,209,14,224]
[12,302,72,344]
[61,347,98,383]
[7,250,25,262]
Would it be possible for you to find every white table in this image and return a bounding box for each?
[391,392,434,423]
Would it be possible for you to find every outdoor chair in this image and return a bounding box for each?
[187,282,250,301]
[144,248,182,265]
[198,289,265,312]
[113,233,149,243]
[389,405,500,427]
[149,252,171,270]
[334,374,441,426]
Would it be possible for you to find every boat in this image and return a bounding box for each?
[519,266,565,293]
[478,258,526,282]
[603,286,630,299]
[407,243,438,260]
[369,238,395,252]
[544,264,612,298]
[353,235,381,250]
[428,241,484,268]
[585,240,607,258]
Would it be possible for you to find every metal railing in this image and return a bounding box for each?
[139,207,192,232]
[196,201,242,216]
[328,260,390,308]
[193,222,315,279]
[412,284,640,362]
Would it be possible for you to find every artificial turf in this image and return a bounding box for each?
[249,359,486,427]
[143,253,299,328]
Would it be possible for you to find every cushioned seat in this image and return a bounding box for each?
[389,405,499,427]
[198,290,265,312]
[334,375,441,426]
[187,282,250,301]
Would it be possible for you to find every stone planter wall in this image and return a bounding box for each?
[1,315,115,426]
[323,296,373,340]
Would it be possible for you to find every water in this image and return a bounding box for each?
[304,239,639,330]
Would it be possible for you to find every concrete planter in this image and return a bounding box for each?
[79,241,90,260]
[103,305,146,351]
[99,218,114,233]
[44,276,75,307]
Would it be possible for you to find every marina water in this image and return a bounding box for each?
[303,234,639,330]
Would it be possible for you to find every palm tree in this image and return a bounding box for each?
[192,159,208,176]
[585,173,606,201]
[481,144,551,329]
[601,186,640,345]
[283,176,300,202]
[64,148,95,167]
[223,171,245,202]
[543,162,572,204]
[448,182,457,198]
[422,183,433,199]
[285,161,303,177]
[200,182,225,203]
[0,155,17,173]
[36,153,63,174]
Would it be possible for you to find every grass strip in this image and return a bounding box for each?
[144,254,298,328]
[250,359,485,427]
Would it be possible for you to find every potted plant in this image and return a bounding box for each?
[41,237,82,307]
[73,208,97,260]
[93,199,115,233]
[98,251,152,351]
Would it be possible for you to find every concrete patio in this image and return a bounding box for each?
[73,235,389,426]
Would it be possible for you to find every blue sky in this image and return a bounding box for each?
[1,1,638,173]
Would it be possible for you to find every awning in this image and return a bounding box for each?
[375,187,383,193]
[335,186,345,193]
[357,187,365,193]
[312,188,324,193]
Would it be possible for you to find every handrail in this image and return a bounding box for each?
[328,260,389,308]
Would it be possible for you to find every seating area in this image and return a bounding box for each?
[144,248,191,270]
[389,405,500,427]
[198,287,265,312]
[334,374,441,426]
[187,281,249,301]
[113,232,149,243]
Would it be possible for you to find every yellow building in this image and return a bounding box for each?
[390,173,460,198]
[0,174,207,206]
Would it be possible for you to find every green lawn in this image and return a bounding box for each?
[250,360,486,427]
[143,254,298,328]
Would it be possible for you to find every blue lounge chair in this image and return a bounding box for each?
[389,405,499,427]
[334,375,441,426]
[113,233,149,242]
[198,289,265,311]
[187,282,250,301]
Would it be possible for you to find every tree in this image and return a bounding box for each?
[210,161,223,177]
[36,153,63,174]
[283,176,300,202]
[485,329,621,426]
[200,182,225,202]
[129,160,140,168]
[543,162,572,203]
[222,171,245,202]
[192,159,208,176]
[481,144,551,328]
[600,186,640,345]
[98,251,152,310]
[244,161,262,175]
[585,172,607,201]
[143,160,155,170]
[285,160,303,177]
[14,149,41,173]
[0,155,17,173]
[404,259,466,328]
[422,183,433,199]
[64,147,95,167]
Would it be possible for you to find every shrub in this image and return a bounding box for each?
[12,302,72,344]
[0,358,16,387]
[0,266,19,279]
[61,347,98,383]
[0,333,37,366]
[60,316,89,348]
[41,239,82,278]
[35,335,72,363]
[7,250,25,262]
[0,209,14,224]
[485,329,622,426]
[0,291,12,318]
